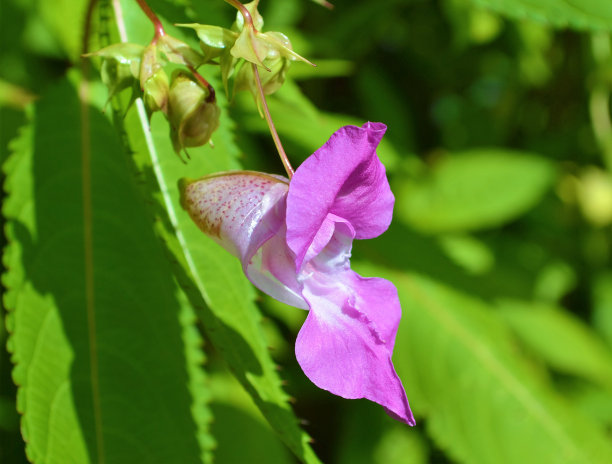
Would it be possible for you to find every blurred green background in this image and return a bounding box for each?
[2,0,612,463]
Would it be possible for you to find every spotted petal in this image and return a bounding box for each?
[180,172,306,308]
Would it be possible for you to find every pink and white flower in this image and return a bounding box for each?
[180,122,415,425]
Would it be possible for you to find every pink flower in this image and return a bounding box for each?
[180,122,415,425]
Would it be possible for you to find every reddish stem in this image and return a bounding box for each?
[252,64,294,178]
[136,0,165,39]
[187,63,216,102]
[224,0,255,29]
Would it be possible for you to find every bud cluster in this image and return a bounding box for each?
[179,0,314,101]
[85,0,311,160]
[86,34,219,160]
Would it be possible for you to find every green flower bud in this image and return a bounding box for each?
[86,43,144,99]
[139,43,169,115]
[177,24,237,62]
[143,67,170,115]
[159,35,205,67]
[233,32,310,99]
[230,27,314,70]
[177,23,239,94]
[233,0,264,32]
[235,53,290,97]
[168,71,220,156]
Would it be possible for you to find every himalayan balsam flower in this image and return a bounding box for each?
[180,122,415,425]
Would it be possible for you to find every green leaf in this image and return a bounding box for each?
[208,373,295,464]
[593,272,612,348]
[3,76,212,463]
[356,265,612,464]
[113,2,320,462]
[396,149,555,233]
[37,0,88,60]
[468,0,612,32]
[497,300,612,389]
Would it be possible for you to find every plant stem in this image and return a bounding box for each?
[252,64,294,178]
[135,0,165,39]
[224,0,254,29]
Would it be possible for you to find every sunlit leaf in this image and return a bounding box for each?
[497,300,612,389]
[355,264,612,464]
[468,0,612,32]
[396,149,555,233]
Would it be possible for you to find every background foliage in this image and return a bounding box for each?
[2,0,612,463]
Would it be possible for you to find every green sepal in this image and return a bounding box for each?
[233,0,264,31]
[168,71,220,158]
[159,35,205,67]
[86,43,144,101]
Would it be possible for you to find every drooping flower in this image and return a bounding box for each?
[180,122,415,425]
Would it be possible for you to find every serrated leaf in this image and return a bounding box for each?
[469,0,612,32]
[113,1,321,462]
[382,270,612,464]
[396,149,555,233]
[3,76,212,463]
[497,300,612,389]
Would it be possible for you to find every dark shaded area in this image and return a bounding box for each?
[5,77,205,462]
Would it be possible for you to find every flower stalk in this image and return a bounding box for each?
[224,0,295,178]
[135,0,165,41]
[252,64,294,178]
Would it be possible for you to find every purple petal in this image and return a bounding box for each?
[180,172,306,308]
[287,122,395,270]
[295,268,414,425]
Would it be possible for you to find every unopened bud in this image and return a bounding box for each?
[139,43,169,115]
[168,71,220,155]
[143,67,170,114]
[231,27,313,71]
[234,0,265,31]
[85,43,144,99]
[177,23,239,94]
[234,32,310,99]
[159,35,205,67]
[235,54,289,97]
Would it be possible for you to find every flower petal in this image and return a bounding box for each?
[180,171,306,307]
[287,122,395,270]
[295,268,414,425]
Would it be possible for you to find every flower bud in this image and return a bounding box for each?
[159,35,205,67]
[177,23,239,94]
[168,71,220,155]
[85,43,144,99]
[143,67,170,115]
[139,43,169,115]
[234,32,311,100]
[233,0,265,31]
[230,27,314,71]
[235,53,289,97]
